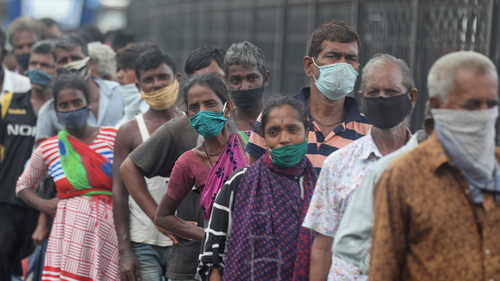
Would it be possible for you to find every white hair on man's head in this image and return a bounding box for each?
[224,41,266,78]
[360,53,415,92]
[427,51,497,102]
[88,41,117,78]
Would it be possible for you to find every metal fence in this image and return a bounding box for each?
[126,0,500,132]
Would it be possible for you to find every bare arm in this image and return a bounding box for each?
[309,233,333,281]
[18,188,58,216]
[155,193,204,242]
[31,212,51,247]
[112,127,140,281]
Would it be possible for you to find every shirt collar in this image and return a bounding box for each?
[358,128,414,160]
[358,128,383,160]
[2,66,14,94]
[425,131,452,172]
[297,87,363,126]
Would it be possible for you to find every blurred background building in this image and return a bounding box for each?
[1,0,499,131]
[125,0,500,131]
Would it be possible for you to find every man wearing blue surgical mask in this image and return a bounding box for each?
[303,54,418,281]
[35,33,124,140]
[246,20,371,174]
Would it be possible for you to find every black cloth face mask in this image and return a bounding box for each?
[363,91,413,129]
[16,53,31,70]
[230,83,265,110]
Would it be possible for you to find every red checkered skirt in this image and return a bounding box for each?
[42,197,119,281]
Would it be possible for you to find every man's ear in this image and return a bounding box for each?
[358,90,364,106]
[303,56,314,78]
[175,73,181,83]
[409,88,419,107]
[429,96,443,109]
[265,71,270,87]
[135,81,141,93]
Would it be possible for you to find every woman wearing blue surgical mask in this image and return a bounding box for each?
[16,72,120,280]
[155,74,250,243]
[198,96,318,281]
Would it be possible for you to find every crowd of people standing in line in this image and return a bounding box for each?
[0,14,499,281]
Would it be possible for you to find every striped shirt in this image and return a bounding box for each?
[331,131,422,276]
[16,127,117,197]
[245,87,371,174]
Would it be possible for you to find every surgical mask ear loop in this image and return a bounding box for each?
[222,101,228,117]
[312,58,320,82]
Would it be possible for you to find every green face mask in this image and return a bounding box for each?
[189,102,228,138]
[269,138,308,168]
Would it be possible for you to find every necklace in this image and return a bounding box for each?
[313,118,343,127]
[202,142,221,167]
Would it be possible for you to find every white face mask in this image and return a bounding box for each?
[312,58,358,100]
[432,105,500,202]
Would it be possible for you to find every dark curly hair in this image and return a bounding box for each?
[184,46,225,77]
[52,69,90,107]
[135,48,177,80]
[116,42,158,71]
[306,20,361,58]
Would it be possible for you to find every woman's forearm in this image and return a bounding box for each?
[154,212,204,242]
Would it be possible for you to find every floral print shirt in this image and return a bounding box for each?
[303,130,382,280]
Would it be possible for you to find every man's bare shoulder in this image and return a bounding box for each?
[116,118,142,150]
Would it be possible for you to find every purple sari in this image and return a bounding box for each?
[200,131,250,220]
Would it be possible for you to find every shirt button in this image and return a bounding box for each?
[485,248,491,255]
[464,189,470,195]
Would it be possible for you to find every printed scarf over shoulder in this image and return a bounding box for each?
[223,153,318,281]
[58,128,113,199]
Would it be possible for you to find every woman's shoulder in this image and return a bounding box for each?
[97,126,118,141]
[173,150,200,170]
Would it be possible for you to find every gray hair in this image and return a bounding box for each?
[427,51,497,102]
[224,41,267,79]
[88,41,117,78]
[7,16,47,45]
[360,53,415,92]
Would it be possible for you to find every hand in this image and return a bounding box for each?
[42,198,59,217]
[119,250,140,281]
[32,222,50,247]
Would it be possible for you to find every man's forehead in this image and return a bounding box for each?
[228,64,261,76]
[13,30,38,44]
[364,64,405,87]
[319,40,359,55]
[56,46,84,57]
[139,63,173,77]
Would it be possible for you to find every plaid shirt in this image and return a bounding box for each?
[245,87,371,174]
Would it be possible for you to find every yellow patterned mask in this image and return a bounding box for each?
[140,80,179,110]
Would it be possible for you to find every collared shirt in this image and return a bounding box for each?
[370,132,500,281]
[332,130,424,277]
[35,77,124,139]
[303,130,382,239]
[245,87,371,174]
[1,66,31,98]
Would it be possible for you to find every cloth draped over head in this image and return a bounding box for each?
[223,153,318,280]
